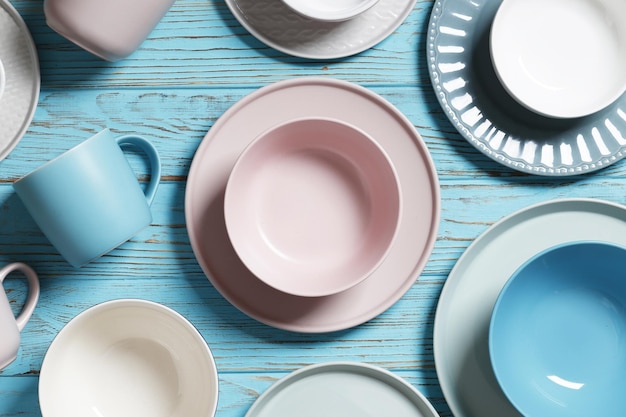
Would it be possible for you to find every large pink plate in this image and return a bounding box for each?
[185,77,440,333]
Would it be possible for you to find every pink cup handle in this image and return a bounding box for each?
[0,263,40,331]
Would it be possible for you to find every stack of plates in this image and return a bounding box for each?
[427,0,626,175]
[434,198,626,417]
[185,77,440,333]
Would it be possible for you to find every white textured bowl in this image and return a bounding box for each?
[490,0,626,119]
[281,0,379,22]
[39,299,219,417]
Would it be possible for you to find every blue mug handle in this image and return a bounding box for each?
[115,135,161,205]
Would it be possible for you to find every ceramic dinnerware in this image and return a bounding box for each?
[225,0,416,59]
[0,58,5,99]
[225,117,401,297]
[13,129,161,268]
[39,299,219,417]
[489,241,626,417]
[490,0,626,119]
[185,77,440,333]
[43,0,176,61]
[434,198,626,417]
[0,263,39,370]
[0,0,40,163]
[245,362,440,417]
[280,0,379,22]
[428,0,626,175]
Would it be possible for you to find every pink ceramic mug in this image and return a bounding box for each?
[43,0,176,61]
[0,263,39,370]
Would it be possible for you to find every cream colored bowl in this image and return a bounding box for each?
[39,299,219,417]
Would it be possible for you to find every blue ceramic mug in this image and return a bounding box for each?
[13,129,161,267]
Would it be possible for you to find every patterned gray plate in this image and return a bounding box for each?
[427,0,626,175]
[0,0,39,162]
[225,0,416,59]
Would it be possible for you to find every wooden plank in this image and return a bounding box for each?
[2,179,626,278]
[4,88,626,180]
[1,179,625,381]
[0,370,451,417]
[12,0,435,89]
[2,276,440,374]
[3,2,626,417]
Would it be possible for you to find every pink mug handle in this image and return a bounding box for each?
[0,263,40,331]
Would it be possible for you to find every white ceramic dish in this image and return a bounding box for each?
[433,198,626,417]
[43,0,176,62]
[39,299,219,417]
[225,117,401,297]
[0,58,5,99]
[281,0,379,22]
[185,77,440,333]
[0,0,40,162]
[490,0,626,119]
[225,0,416,59]
[245,362,440,417]
[427,0,626,175]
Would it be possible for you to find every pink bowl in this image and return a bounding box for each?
[224,117,402,297]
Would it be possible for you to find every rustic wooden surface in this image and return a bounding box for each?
[1,0,625,416]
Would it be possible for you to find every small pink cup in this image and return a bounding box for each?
[44,0,176,61]
[225,117,402,297]
[0,263,39,370]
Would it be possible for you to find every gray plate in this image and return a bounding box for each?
[0,0,39,162]
[225,0,416,60]
[245,362,439,417]
[427,0,626,175]
[434,198,626,417]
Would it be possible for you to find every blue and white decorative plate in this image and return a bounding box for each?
[427,0,626,175]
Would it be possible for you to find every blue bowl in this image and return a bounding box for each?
[489,241,626,417]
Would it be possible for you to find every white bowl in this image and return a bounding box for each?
[39,299,219,417]
[224,117,402,298]
[490,0,626,119]
[281,0,379,22]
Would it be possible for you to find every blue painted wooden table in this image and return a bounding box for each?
[2,1,625,416]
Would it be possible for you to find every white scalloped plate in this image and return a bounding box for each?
[0,0,40,162]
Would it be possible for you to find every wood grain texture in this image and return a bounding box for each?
[2,1,626,417]
[15,0,434,88]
